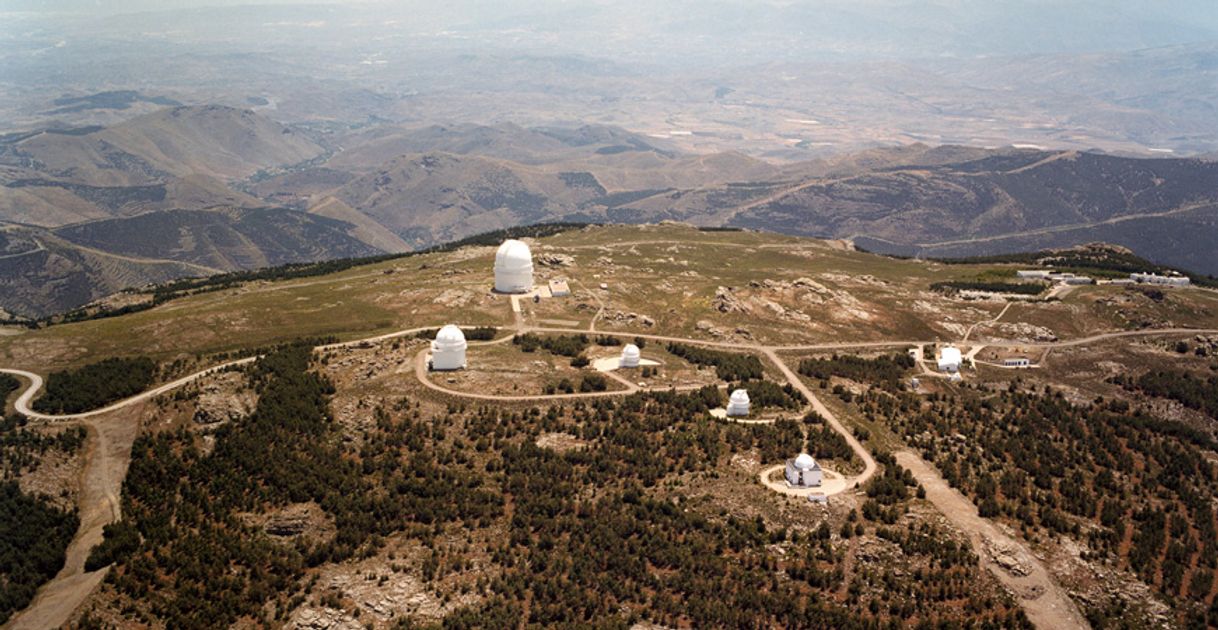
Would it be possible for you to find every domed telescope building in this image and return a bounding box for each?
[494,239,534,293]
[431,325,467,371]
[726,388,751,417]
[784,453,823,488]
[620,343,641,368]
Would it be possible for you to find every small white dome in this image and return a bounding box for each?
[729,389,750,404]
[621,344,640,359]
[435,325,466,345]
[793,453,816,470]
[495,239,533,271]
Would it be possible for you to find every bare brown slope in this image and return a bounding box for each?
[0,105,321,188]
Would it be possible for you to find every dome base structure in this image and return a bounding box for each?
[726,389,751,417]
[431,325,468,371]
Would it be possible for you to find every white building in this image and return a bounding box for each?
[494,239,534,293]
[548,279,571,297]
[785,453,823,488]
[620,344,641,368]
[1130,272,1190,287]
[937,346,962,373]
[1016,270,1051,279]
[726,389,750,417]
[430,325,467,371]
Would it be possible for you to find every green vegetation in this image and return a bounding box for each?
[0,481,79,624]
[1115,370,1218,425]
[1,416,86,479]
[666,343,764,381]
[728,379,806,410]
[512,333,589,357]
[0,374,18,402]
[97,343,502,627]
[465,326,498,341]
[798,353,915,392]
[930,280,1045,295]
[32,357,156,414]
[863,385,1218,622]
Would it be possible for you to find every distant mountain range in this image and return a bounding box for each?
[1,105,1215,317]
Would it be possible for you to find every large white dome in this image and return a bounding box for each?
[793,453,816,470]
[494,239,534,293]
[495,240,533,271]
[729,389,750,404]
[435,325,466,345]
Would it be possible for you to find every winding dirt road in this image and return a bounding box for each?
[6,316,1213,628]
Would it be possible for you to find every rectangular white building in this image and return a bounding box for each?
[937,346,962,373]
[1130,272,1190,287]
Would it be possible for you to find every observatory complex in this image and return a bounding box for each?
[430,325,468,371]
[494,239,534,293]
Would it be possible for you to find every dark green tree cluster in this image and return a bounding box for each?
[1,416,86,479]
[0,481,79,624]
[0,374,18,402]
[665,343,764,381]
[858,384,1218,620]
[32,357,156,414]
[464,326,498,341]
[513,333,589,357]
[798,353,915,392]
[95,343,501,627]
[1116,369,1218,424]
[728,379,806,410]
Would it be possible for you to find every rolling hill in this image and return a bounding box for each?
[2,106,1216,318]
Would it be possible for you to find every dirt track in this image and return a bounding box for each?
[6,313,1210,627]
[5,409,141,630]
[896,452,1089,629]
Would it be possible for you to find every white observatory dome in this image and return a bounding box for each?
[620,344,641,368]
[431,325,467,371]
[726,388,750,417]
[793,453,816,470]
[494,239,534,293]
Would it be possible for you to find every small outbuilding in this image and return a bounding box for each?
[937,346,962,373]
[620,344,641,368]
[726,389,750,417]
[494,239,534,293]
[430,325,467,371]
[785,453,823,488]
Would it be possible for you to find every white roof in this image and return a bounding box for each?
[435,324,466,344]
[939,347,962,363]
[729,389,749,404]
[495,239,532,271]
[621,344,640,359]
[793,453,816,470]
